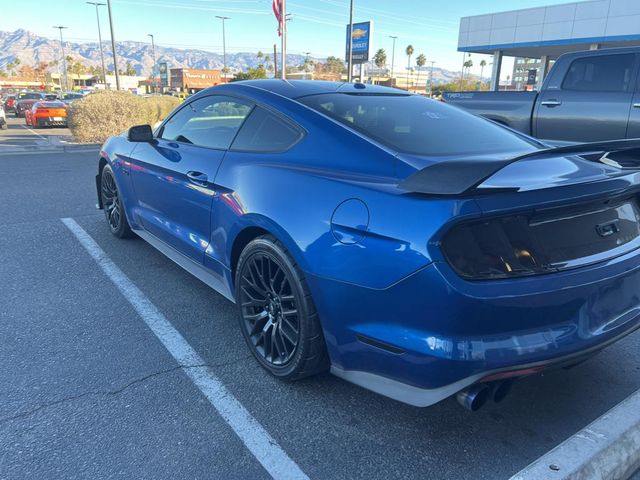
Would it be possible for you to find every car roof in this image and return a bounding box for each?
[214,80,409,99]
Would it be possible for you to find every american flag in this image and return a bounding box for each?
[272,0,283,36]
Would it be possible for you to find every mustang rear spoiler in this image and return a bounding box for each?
[398,139,640,196]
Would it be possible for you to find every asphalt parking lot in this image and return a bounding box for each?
[0,116,74,152]
[2,132,640,478]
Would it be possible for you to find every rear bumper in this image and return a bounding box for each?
[35,117,67,127]
[307,246,640,406]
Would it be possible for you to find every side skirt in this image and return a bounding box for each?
[133,227,235,303]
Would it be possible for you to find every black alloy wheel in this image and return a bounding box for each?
[101,164,134,238]
[236,235,329,380]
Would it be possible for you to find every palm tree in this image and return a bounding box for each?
[463,59,473,79]
[264,54,272,75]
[416,53,426,91]
[373,48,387,84]
[257,50,264,67]
[405,44,414,90]
[479,59,487,83]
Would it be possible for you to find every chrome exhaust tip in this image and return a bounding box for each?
[491,380,513,403]
[456,384,491,411]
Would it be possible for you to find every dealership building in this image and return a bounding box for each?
[457,0,640,90]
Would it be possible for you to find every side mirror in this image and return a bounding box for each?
[128,124,153,142]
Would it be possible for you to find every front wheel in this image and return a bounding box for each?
[235,235,329,381]
[100,164,134,238]
[0,122,7,130]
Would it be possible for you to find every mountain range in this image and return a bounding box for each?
[0,29,463,84]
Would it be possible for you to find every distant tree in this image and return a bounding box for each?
[257,50,264,66]
[404,45,414,90]
[18,64,36,79]
[124,61,136,76]
[325,56,346,74]
[373,48,387,83]
[463,59,473,79]
[6,58,21,76]
[416,53,426,87]
[231,65,267,82]
[479,59,487,82]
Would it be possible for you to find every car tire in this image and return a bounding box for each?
[235,235,329,381]
[100,164,134,239]
[0,122,7,130]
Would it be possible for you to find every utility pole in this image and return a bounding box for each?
[280,0,287,79]
[273,43,278,78]
[147,33,157,93]
[215,16,230,80]
[52,26,69,92]
[347,0,354,82]
[389,35,397,84]
[428,60,436,96]
[106,0,120,90]
[87,3,107,88]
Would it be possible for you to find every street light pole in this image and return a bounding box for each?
[106,0,120,90]
[53,26,69,92]
[147,33,157,93]
[347,0,354,82]
[389,35,397,84]
[87,2,107,88]
[215,16,230,80]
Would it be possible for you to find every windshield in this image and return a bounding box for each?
[19,92,42,100]
[63,93,83,100]
[299,93,539,157]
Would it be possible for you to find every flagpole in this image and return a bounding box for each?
[281,0,286,79]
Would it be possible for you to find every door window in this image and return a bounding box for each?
[562,54,636,93]
[230,107,303,152]
[160,95,253,149]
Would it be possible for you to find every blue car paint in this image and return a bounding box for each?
[98,80,640,407]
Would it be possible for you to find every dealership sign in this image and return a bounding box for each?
[345,21,372,64]
[159,62,168,87]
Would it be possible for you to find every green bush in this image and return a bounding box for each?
[68,90,180,144]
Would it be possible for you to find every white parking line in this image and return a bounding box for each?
[20,123,47,141]
[61,217,309,480]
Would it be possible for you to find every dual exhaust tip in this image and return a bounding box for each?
[456,380,513,411]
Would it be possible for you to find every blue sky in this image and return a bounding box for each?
[3,0,572,73]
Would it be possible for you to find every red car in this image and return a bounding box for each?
[25,101,68,128]
[4,95,16,113]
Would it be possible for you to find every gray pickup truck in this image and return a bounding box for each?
[443,47,640,144]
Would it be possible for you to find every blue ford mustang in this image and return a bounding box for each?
[97,80,640,410]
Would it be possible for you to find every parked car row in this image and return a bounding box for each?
[0,91,74,129]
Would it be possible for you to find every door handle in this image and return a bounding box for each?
[633,103,640,109]
[186,171,208,186]
[541,100,562,107]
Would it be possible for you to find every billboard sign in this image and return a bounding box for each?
[159,62,168,87]
[345,21,372,64]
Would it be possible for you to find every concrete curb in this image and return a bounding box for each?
[0,145,100,156]
[511,388,640,480]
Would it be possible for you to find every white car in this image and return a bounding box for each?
[0,104,7,130]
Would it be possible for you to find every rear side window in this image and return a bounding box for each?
[562,54,636,92]
[299,93,538,156]
[231,107,303,152]
[160,95,253,150]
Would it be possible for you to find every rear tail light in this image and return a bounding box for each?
[442,216,551,280]
[441,198,640,280]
